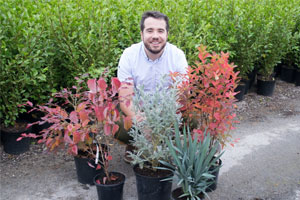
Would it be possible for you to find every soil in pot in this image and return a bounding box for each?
[171,187,205,200]
[94,172,126,200]
[133,164,173,200]
[0,120,32,155]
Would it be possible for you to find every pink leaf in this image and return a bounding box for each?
[16,137,23,141]
[112,124,119,136]
[87,79,97,93]
[96,164,101,170]
[64,132,73,144]
[26,101,33,107]
[67,124,73,132]
[69,111,78,123]
[87,162,95,168]
[104,124,111,136]
[94,106,104,121]
[98,78,107,90]
[71,145,78,155]
[96,179,101,184]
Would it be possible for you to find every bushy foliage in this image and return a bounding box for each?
[1,0,299,125]
[173,45,239,147]
[20,75,123,183]
[128,78,182,170]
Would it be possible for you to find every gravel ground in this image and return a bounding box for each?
[0,78,299,200]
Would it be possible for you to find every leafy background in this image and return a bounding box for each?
[0,0,299,125]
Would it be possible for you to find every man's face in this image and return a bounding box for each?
[141,17,168,55]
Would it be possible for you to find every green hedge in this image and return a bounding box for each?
[1,0,299,126]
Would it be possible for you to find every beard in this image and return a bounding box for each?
[144,41,166,55]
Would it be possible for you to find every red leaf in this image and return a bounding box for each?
[98,78,107,90]
[110,174,117,181]
[26,101,33,107]
[69,111,78,123]
[106,155,112,161]
[111,78,121,94]
[71,145,78,155]
[87,79,97,93]
[104,124,111,136]
[73,131,81,143]
[76,102,86,112]
[94,106,104,121]
[96,179,101,184]
[96,164,102,170]
[79,110,89,126]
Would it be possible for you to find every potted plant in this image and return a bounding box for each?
[127,78,182,200]
[19,74,126,195]
[171,45,239,191]
[160,123,223,200]
[255,4,295,96]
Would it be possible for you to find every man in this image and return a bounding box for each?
[116,11,188,159]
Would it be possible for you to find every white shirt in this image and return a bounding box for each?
[117,42,188,93]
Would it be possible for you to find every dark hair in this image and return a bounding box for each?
[140,11,169,32]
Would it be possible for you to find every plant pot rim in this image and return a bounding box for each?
[94,171,126,187]
[133,164,173,179]
[172,187,205,200]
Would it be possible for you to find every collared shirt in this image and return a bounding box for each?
[117,42,188,93]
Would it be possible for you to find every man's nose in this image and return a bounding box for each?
[152,31,159,38]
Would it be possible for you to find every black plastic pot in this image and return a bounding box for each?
[257,78,276,97]
[206,159,222,192]
[94,172,126,200]
[171,187,205,200]
[295,69,300,86]
[280,66,295,83]
[242,78,251,95]
[0,120,32,155]
[74,155,103,185]
[133,164,173,200]
[234,83,246,101]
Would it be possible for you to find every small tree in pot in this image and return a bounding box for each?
[20,74,125,189]
[171,45,239,191]
[127,77,182,200]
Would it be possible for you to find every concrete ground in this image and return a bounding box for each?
[1,113,299,200]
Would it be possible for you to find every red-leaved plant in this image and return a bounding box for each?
[172,45,240,148]
[19,74,123,184]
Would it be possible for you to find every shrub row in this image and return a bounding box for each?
[0,0,299,126]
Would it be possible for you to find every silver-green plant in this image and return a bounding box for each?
[128,77,182,170]
[160,123,223,200]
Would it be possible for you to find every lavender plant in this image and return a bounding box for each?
[128,77,182,170]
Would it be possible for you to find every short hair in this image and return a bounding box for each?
[140,11,169,32]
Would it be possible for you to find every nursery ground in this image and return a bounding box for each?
[1,79,300,200]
